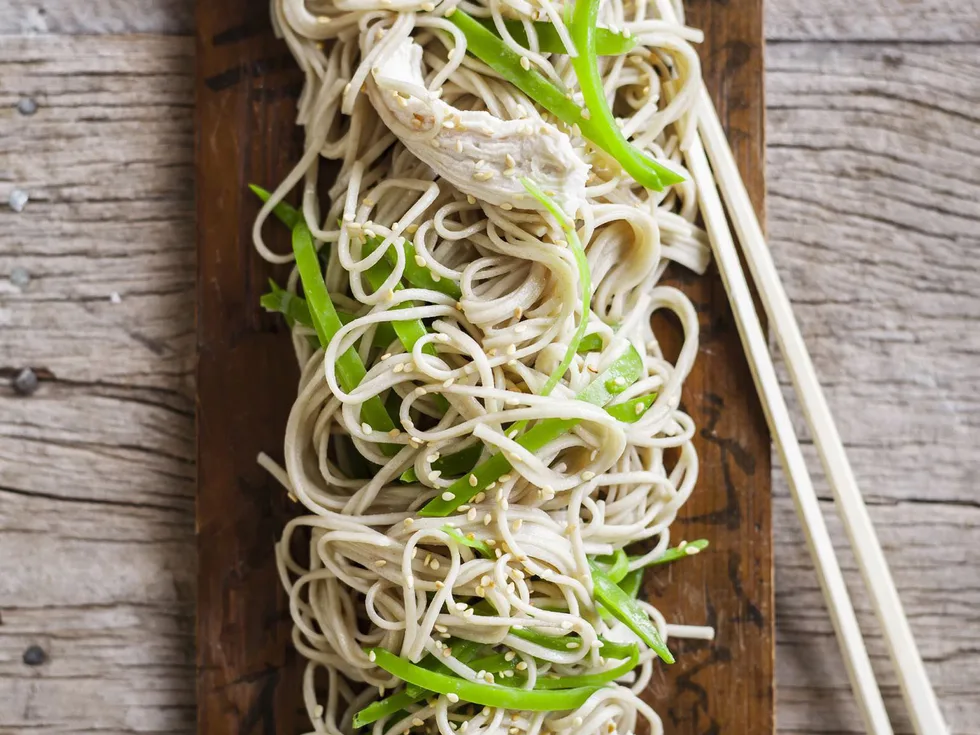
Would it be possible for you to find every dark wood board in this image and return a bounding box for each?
[195,0,772,732]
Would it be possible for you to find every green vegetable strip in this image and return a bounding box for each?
[419,345,644,517]
[250,183,460,298]
[379,235,463,300]
[592,549,629,584]
[292,223,399,446]
[568,0,683,190]
[477,18,636,56]
[535,644,639,689]
[510,627,636,660]
[617,568,644,599]
[361,238,437,358]
[368,648,600,711]
[261,280,399,348]
[354,640,484,726]
[441,525,493,558]
[632,539,709,567]
[400,443,483,483]
[448,10,681,191]
[588,560,674,664]
[576,333,604,353]
[521,179,592,397]
[250,184,302,230]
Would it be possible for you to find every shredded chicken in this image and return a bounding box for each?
[366,37,589,212]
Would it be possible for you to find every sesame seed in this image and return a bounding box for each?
[447,693,460,703]
[481,575,492,587]
[582,471,596,481]
[483,513,492,526]
[467,507,477,521]
[516,661,527,670]
[464,608,474,617]
[520,56,530,71]
[362,422,373,434]
[474,492,486,503]
[389,428,400,438]
[314,704,325,717]
[421,1,435,9]
[500,474,512,483]
[413,718,426,727]
[686,546,701,555]
[445,5,456,15]
[635,402,645,415]
[506,344,517,355]
[467,195,476,205]
[456,140,463,153]
[369,650,377,662]
[443,378,454,387]
[427,453,440,463]
[503,168,517,178]
[393,363,404,373]
[431,559,441,570]
[473,171,495,181]
[435,580,445,589]
[429,471,442,482]
[441,491,454,501]
[404,517,414,526]
[415,255,427,267]
[500,499,509,510]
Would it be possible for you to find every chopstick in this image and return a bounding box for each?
[693,90,948,735]
[674,105,895,735]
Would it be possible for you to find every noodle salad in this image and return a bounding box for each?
[252,0,714,732]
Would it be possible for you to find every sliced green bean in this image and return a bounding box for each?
[632,539,709,567]
[292,223,399,450]
[419,345,645,517]
[477,18,636,56]
[250,183,302,229]
[368,648,600,711]
[588,560,673,664]
[442,524,493,558]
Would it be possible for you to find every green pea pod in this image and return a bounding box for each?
[521,179,591,397]
[477,18,636,56]
[510,627,636,661]
[568,0,684,189]
[588,560,674,664]
[534,644,639,689]
[617,568,644,599]
[354,639,484,727]
[419,344,645,517]
[292,223,399,452]
[261,280,398,348]
[591,549,629,584]
[367,648,601,711]
[250,183,302,230]
[633,539,710,567]
[441,525,493,558]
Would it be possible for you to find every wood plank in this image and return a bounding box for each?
[4,0,976,42]
[765,1,980,42]
[194,1,771,734]
[0,17,976,735]
[194,1,304,732]
[765,39,980,734]
[646,1,774,733]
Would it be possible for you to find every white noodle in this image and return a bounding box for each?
[256,0,713,732]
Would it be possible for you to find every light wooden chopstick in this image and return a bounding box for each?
[691,89,948,735]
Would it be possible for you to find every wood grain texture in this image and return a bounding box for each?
[1,2,978,735]
[194,1,305,733]
[4,0,978,41]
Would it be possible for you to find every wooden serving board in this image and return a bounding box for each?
[195,0,772,732]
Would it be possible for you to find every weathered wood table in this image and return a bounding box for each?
[0,1,977,733]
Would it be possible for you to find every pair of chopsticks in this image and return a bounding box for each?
[662,16,947,735]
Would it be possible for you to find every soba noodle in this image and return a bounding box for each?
[253,0,713,732]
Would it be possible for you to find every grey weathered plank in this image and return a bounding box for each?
[0,21,978,735]
[766,39,980,734]
[1,0,976,41]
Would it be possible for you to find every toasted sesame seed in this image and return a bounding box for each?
[415,255,427,267]
[466,195,476,205]
[404,517,414,527]
[467,507,478,521]
[516,660,527,670]
[447,692,460,703]
[369,650,377,662]
[431,559,441,570]
[483,513,492,526]
[441,491,454,501]
[582,471,596,481]
[412,718,426,727]
[473,171,495,182]
[389,428,400,438]
[500,474,512,483]
[362,422,373,434]
[421,1,435,9]
[520,56,531,71]
[686,546,701,555]
[635,402,644,415]
[474,492,486,503]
